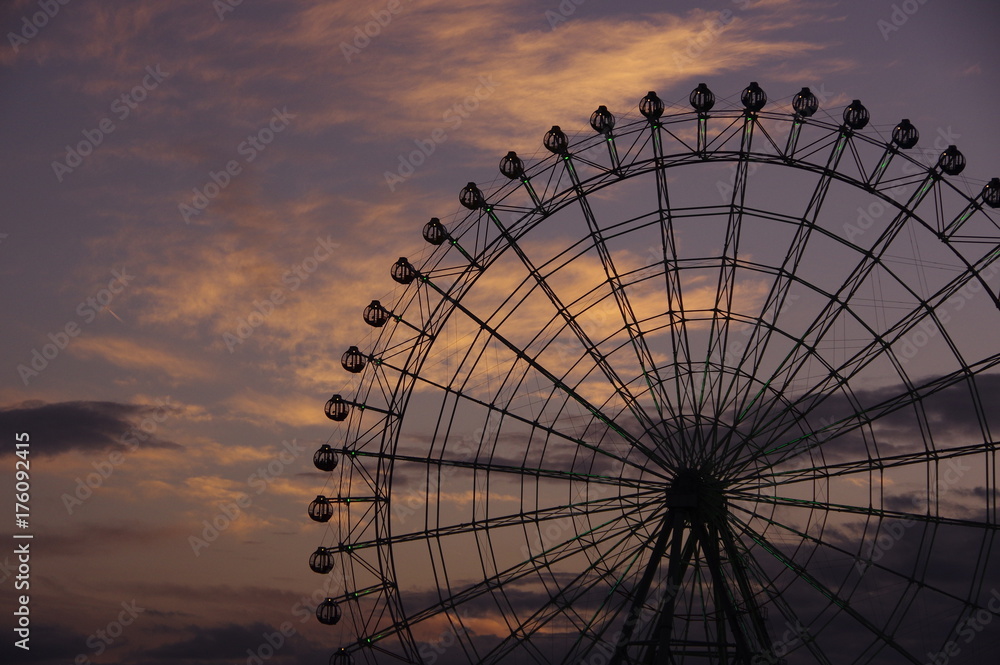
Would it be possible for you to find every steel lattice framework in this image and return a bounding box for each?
[308,83,1000,665]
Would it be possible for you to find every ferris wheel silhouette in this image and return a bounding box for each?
[309,81,1000,665]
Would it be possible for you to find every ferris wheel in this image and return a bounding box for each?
[308,81,1000,664]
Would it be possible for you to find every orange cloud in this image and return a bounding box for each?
[71,335,214,381]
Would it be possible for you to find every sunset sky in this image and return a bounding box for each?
[2,1,999,664]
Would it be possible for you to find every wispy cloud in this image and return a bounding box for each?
[71,335,215,382]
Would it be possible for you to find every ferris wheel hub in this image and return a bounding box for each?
[665,467,727,520]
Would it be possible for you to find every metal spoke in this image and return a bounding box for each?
[349,448,659,490]
[722,520,836,665]
[420,269,673,471]
[652,124,700,465]
[366,353,660,479]
[734,182,989,448]
[731,491,996,531]
[479,503,667,664]
[735,353,1000,479]
[357,500,652,649]
[739,440,998,490]
[734,517,926,665]
[701,113,754,459]
[716,129,849,465]
[728,502,999,618]
[341,489,661,553]
[560,153,678,435]
[483,205,667,444]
